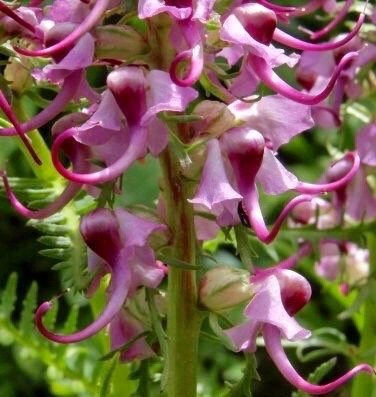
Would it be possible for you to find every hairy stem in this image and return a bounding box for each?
[160,146,200,397]
[351,232,376,396]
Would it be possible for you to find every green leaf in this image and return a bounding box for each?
[225,354,259,397]
[208,313,234,350]
[0,273,18,319]
[62,305,79,334]
[159,112,204,123]
[234,225,256,270]
[292,358,337,397]
[39,248,72,260]
[27,220,70,235]
[38,236,72,248]
[96,356,118,397]
[157,254,200,270]
[19,281,38,335]
[43,300,59,331]
[296,328,351,363]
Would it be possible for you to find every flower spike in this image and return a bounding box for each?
[296,152,360,194]
[14,0,111,58]
[0,91,41,164]
[273,11,364,52]
[263,324,374,395]
[0,1,36,33]
[248,51,358,105]
[0,70,84,137]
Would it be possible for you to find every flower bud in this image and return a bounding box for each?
[94,25,150,63]
[199,266,254,312]
[192,100,235,138]
[344,244,370,286]
[4,58,32,94]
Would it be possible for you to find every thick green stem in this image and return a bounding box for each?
[351,232,376,397]
[160,147,200,397]
[12,98,60,181]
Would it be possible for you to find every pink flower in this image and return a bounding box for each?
[35,208,167,344]
[225,269,373,394]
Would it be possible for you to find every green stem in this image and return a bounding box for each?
[351,232,376,397]
[11,97,60,181]
[160,147,200,397]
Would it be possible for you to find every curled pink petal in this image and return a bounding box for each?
[0,91,41,164]
[1,171,81,219]
[170,43,204,87]
[52,127,147,184]
[241,190,314,243]
[273,11,364,52]
[296,152,360,194]
[35,255,130,344]
[310,0,353,40]
[0,71,83,136]
[248,51,358,105]
[14,0,110,57]
[264,324,374,395]
[0,1,36,33]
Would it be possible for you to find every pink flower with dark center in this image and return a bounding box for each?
[35,207,167,343]
[191,119,359,243]
[51,67,197,185]
[225,268,374,394]
[220,4,362,105]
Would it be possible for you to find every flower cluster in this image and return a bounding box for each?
[0,0,375,395]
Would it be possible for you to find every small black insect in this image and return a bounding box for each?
[237,202,251,228]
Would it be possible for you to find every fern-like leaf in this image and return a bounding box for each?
[0,272,17,319]
[1,176,94,292]
[19,281,37,336]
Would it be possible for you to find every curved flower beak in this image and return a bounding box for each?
[35,209,131,343]
[263,324,374,395]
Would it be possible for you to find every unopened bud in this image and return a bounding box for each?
[192,100,235,138]
[199,266,254,312]
[344,244,370,286]
[4,58,32,94]
[94,25,150,63]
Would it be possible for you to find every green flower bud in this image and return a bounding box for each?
[94,25,150,63]
[199,266,254,312]
[4,58,33,94]
[192,100,235,138]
